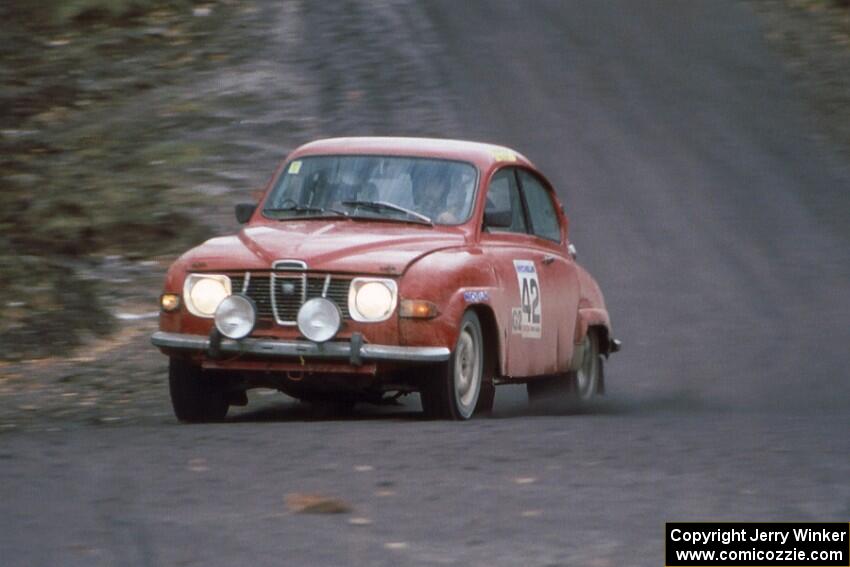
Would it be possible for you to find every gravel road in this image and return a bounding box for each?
[2,1,849,566]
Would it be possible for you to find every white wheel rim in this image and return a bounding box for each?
[454,322,481,417]
[576,337,597,400]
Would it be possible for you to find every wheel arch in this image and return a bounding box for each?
[574,307,615,355]
[467,304,500,380]
[587,324,608,395]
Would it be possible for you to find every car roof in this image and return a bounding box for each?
[288,137,535,170]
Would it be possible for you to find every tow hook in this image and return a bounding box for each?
[207,328,223,359]
[349,332,364,366]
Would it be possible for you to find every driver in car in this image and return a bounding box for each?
[417,172,473,224]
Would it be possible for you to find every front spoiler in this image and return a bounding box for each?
[150,331,450,365]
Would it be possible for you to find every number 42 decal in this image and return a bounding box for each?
[512,260,542,339]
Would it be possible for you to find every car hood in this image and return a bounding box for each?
[179,221,467,276]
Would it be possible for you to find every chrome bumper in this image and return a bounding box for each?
[150,331,450,364]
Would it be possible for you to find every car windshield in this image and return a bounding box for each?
[263,155,478,225]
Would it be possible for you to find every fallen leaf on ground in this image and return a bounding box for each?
[285,493,351,514]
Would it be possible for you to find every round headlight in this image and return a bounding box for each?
[354,281,394,320]
[297,298,341,343]
[214,294,256,340]
[187,276,230,317]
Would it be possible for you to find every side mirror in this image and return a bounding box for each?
[483,209,512,229]
[235,203,256,224]
[568,243,577,260]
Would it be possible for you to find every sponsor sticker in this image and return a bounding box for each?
[490,147,516,162]
[512,260,541,338]
[463,290,489,303]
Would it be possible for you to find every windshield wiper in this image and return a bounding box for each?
[264,205,347,217]
[341,200,433,225]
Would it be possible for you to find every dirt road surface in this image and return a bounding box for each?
[2,2,849,566]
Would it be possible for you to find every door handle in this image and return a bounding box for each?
[542,255,556,265]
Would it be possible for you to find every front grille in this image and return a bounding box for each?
[229,271,351,325]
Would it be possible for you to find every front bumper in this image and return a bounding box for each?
[150,331,450,365]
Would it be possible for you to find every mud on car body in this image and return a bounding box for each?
[152,137,620,422]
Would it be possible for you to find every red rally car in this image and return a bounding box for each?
[152,137,620,422]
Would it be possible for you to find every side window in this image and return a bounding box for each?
[518,170,561,242]
[485,169,527,234]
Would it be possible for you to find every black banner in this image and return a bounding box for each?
[666,522,849,566]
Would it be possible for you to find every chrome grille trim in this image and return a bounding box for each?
[229,262,351,327]
[271,260,307,325]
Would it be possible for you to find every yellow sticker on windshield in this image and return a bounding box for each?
[490,148,516,162]
[288,160,302,174]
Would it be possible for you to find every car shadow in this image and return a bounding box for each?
[227,397,423,423]
[223,387,721,424]
[488,385,721,419]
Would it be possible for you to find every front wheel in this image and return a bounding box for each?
[169,358,229,423]
[420,310,484,420]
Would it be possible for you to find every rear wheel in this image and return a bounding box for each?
[574,331,601,401]
[168,358,229,423]
[420,311,484,420]
[526,331,601,405]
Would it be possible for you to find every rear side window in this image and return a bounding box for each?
[519,170,561,242]
[485,169,527,234]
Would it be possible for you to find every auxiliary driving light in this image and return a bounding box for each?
[297,297,342,343]
[214,294,256,340]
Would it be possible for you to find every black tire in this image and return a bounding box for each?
[574,331,601,401]
[420,310,484,420]
[168,358,229,423]
[475,381,495,416]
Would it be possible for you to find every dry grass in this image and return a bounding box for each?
[0,1,218,359]
[755,1,850,157]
